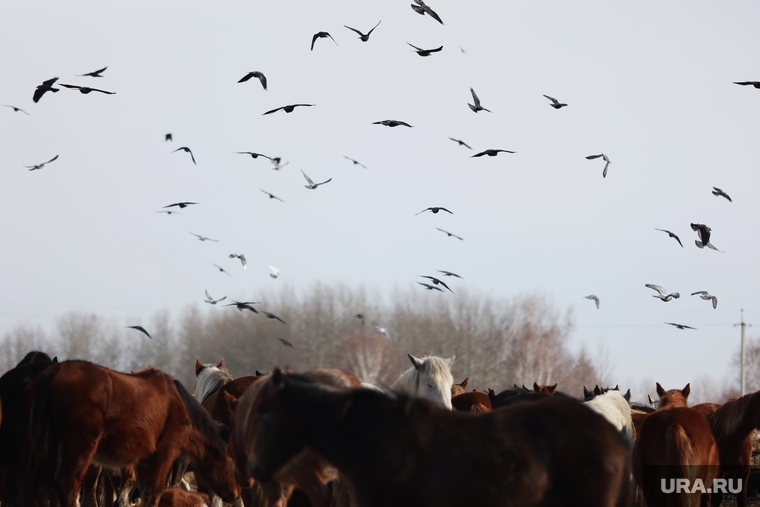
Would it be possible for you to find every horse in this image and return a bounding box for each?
[451,391,491,412]
[194,358,264,425]
[23,360,240,507]
[632,383,719,507]
[159,488,210,507]
[388,354,455,409]
[451,377,468,398]
[248,368,633,507]
[228,368,362,507]
[584,389,635,437]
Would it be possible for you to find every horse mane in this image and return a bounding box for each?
[389,356,454,395]
[15,351,53,368]
[709,391,760,441]
[194,365,232,403]
[173,379,227,454]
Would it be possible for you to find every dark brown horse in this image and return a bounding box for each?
[23,360,240,507]
[248,369,633,507]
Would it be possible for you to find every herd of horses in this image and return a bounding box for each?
[0,350,759,507]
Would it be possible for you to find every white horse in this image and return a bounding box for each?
[193,358,232,403]
[584,389,635,437]
[388,354,455,409]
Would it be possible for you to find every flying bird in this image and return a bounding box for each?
[437,270,463,278]
[691,291,718,309]
[711,187,732,202]
[584,295,600,309]
[224,301,259,313]
[263,311,286,324]
[270,157,289,170]
[4,104,30,115]
[586,153,611,178]
[278,338,294,348]
[204,290,227,305]
[157,210,181,215]
[418,282,444,292]
[189,232,218,242]
[407,43,443,57]
[263,104,315,115]
[665,322,696,330]
[238,71,267,90]
[471,149,515,157]
[301,170,332,189]
[373,119,413,128]
[24,154,59,171]
[164,202,198,209]
[734,81,760,88]
[260,189,284,202]
[449,138,472,149]
[418,275,453,293]
[543,95,568,109]
[235,151,271,160]
[268,265,281,279]
[229,253,247,270]
[645,284,680,302]
[33,77,60,103]
[59,84,116,95]
[654,228,684,248]
[373,323,390,339]
[165,133,173,141]
[126,326,152,339]
[344,20,381,42]
[77,66,107,77]
[416,207,452,215]
[690,223,723,252]
[213,264,231,276]
[344,156,367,168]
[311,31,338,51]
[467,88,490,113]
[436,228,463,240]
[410,0,444,24]
[355,314,365,326]
[173,147,196,165]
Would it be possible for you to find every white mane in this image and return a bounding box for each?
[389,354,455,409]
[584,390,634,437]
[194,363,232,402]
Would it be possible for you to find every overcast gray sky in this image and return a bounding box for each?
[1,1,759,392]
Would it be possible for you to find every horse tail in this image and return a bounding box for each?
[671,424,697,506]
[24,368,58,505]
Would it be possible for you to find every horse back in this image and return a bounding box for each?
[451,391,492,412]
[305,368,362,388]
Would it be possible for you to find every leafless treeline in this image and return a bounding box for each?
[1,284,629,394]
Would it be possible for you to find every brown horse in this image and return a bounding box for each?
[632,383,719,507]
[23,360,240,507]
[229,368,362,507]
[195,358,265,425]
[451,378,468,397]
[451,391,491,412]
[248,369,633,507]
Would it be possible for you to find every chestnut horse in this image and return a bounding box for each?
[248,369,633,507]
[451,391,491,412]
[23,360,240,507]
[632,383,719,507]
[451,378,468,398]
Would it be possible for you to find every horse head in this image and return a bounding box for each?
[451,378,468,398]
[655,382,690,410]
[401,354,455,409]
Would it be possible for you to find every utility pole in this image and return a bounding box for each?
[735,309,752,396]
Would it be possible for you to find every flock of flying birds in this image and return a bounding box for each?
[7,1,757,342]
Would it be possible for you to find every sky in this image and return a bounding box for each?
[1,1,759,394]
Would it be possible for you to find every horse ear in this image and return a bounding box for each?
[446,355,455,367]
[583,386,592,398]
[623,389,631,402]
[656,382,665,397]
[408,354,424,371]
[594,385,602,396]
[218,359,225,370]
[461,378,468,389]
[271,367,284,387]
[533,382,540,393]
[52,356,58,363]
[195,358,203,376]
[522,385,529,392]
[682,384,690,399]
[548,384,558,395]
[613,385,619,391]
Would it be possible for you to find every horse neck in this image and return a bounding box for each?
[711,391,760,441]
[388,366,418,395]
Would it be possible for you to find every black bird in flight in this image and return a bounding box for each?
[238,71,267,90]
[437,228,463,240]
[438,270,463,278]
[260,189,284,202]
[665,322,696,330]
[235,151,271,160]
[229,253,247,270]
[189,232,218,242]
[25,154,59,171]
[77,66,107,78]
[59,84,115,95]
[164,202,198,209]
[126,326,152,339]
[165,133,172,141]
[344,156,367,168]
[468,88,490,113]
[271,157,289,170]
[586,153,611,178]
[373,119,413,128]
[278,338,294,348]
[449,138,472,149]
[173,147,196,165]
[734,81,760,88]
[584,295,600,309]
[311,32,338,51]
[263,104,315,115]
[157,210,181,215]
[690,223,723,252]
[418,275,453,293]
[344,20,381,42]
[712,187,732,202]
[418,282,444,292]
[213,263,231,276]
[411,0,444,24]
[4,104,30,115]
[224,301,259,313]
[543,95,568,109]
[471,149,515,157]
[654,228,684,248]
[355,314,365,326]
[408,43,443,57]
[263,311,286,324]
[416,207,452,215]
[33,77,60,103]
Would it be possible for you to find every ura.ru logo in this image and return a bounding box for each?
[661,478,741,494]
